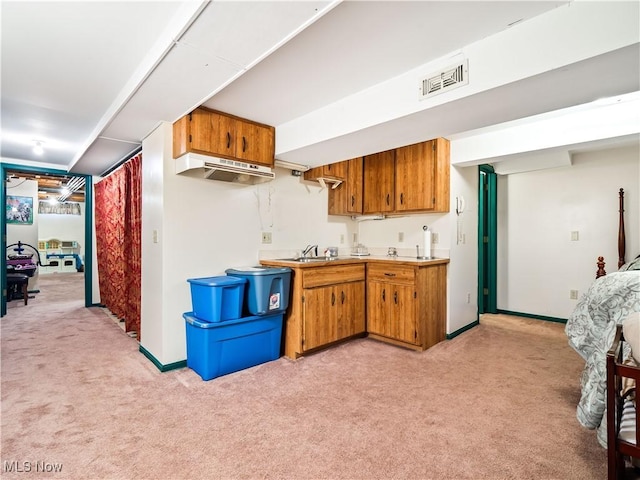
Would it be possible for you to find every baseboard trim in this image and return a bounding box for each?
[446,320,480,340]
[496,309,567,324]
[139,345,187,372]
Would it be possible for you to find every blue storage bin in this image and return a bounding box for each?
[183,311,283,381]
[187,276,246,322]
[225,266,292,316]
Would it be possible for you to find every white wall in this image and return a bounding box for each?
[497,144,639,318]
[38,202,85,257]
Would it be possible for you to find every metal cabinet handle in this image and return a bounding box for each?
[394,291,398,304]
[242,136,247,152]
[351,195,355,207]
[386,193,390,205]
[331,292,335,306]
[384,272,396,277]
[400,193,404,204]
[382,289,385,302]
[226,132,231,149]
[341,291,345,304]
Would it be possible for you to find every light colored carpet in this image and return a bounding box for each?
[1,273,607,479]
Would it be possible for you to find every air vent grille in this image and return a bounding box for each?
[419,60,468,100]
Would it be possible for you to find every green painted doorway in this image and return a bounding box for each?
[1,163,93,316]
[478,165,497,314]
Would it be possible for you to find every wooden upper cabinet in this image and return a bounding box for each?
[303,160,348,182]
[322,138,450,216]
[395,140,436,212]
[172,107,275,167]
[328,158,363,215]
[363,150,395,214]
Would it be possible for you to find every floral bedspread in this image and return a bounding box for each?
[565,271,640,446]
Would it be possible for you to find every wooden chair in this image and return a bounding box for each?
[6,273,29,305]
[607,325,640,479]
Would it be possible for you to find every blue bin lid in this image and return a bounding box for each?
[225,266,291,276]
[187,276,246,286]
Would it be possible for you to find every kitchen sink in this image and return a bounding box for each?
[276,256,365,263]
[276,256,336,263]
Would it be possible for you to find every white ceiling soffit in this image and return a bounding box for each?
[204,1,565,124]
[274,43,640,167]
[74,0,336,175]
[487,135,639,176]
[449,90,640,168]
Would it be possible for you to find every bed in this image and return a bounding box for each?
[565,188,640,449]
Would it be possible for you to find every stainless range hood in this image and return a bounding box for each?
[175,152,275,185]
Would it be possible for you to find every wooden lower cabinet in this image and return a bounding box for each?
[273,263,366,359]
[367,281,417,344]
[366,262,446,351]
[303,281,365,351]
[259,258,447,358]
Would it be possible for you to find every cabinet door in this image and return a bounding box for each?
[363,150,395,213]
[337,281,365,338]
[189,108,215,153]
[303,286,337,351]
[395,141,436,212]
[234,121,275,167]
[323,161,347,180]
[389,284,418,344]
[346,157,363,214]
[328,158,362,215]
[366,280,390,337]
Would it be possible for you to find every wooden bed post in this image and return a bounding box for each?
[618,188,625,269]
[596,257,607,279]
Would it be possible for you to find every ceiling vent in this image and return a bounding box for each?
[419,60,468,100]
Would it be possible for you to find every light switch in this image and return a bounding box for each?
[152,230,158,244]
[571,231,579,241]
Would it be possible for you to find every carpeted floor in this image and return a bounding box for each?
[1,273,608,479]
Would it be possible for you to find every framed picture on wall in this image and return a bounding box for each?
[6,195,34,225]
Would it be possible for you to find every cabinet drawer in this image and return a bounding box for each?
[367,263,415,284]
[302,264,365,289]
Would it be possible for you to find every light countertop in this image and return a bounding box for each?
[259,256,449,269]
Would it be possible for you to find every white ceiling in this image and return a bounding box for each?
[1,1,638,177]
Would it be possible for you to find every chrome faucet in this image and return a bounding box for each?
[302,244,318,258]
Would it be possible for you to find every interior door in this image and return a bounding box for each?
[478,165,497,314]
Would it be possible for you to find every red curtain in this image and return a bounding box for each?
[94,154,142,339]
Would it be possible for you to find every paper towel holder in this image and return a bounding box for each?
[417,225,432,259]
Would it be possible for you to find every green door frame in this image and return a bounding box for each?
[1,163,93,316]
[478,164,497,314]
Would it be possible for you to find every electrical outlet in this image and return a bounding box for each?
[571,231,579,241]
[340,234,345,244]
[432,232,439,244]
[570,290,579,300]
[398,232,404,242]
[261,232,272,244]
[466,293,471,304]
